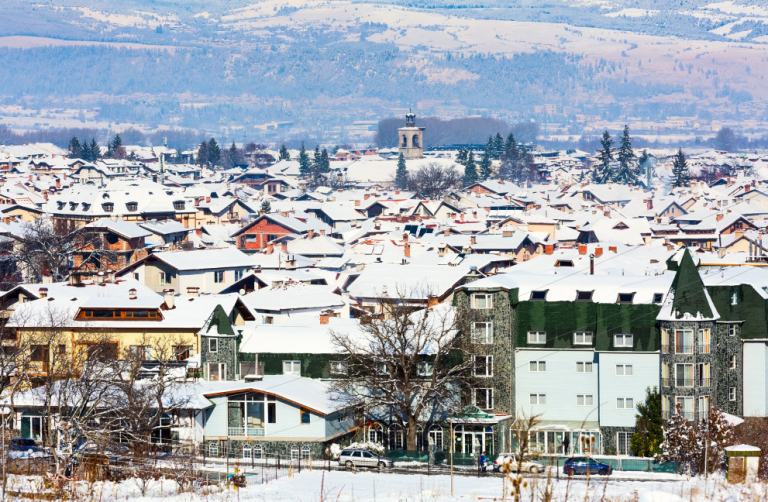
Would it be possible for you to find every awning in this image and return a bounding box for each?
[530,420,600,431]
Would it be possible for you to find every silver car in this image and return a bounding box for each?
[338,448,393,470]
[492,452,546,474]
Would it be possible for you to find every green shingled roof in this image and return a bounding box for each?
[668,248,713,320]
[199,304,235,337]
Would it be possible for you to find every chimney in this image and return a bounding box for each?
[745,184,751,192]
[108,270,115,283]
[403,232,409,243]
[595,247,603,258]
[438,245,447,257]
[42,271,53,284]
[266,243,274,254]
[609,246,617,253]
[128,288,137,300]
[56,179,61,189]
[472,211,478,219]
[38,287,48,299]
[604,210,610,217]
[545,244,554,255]
[578,245,587,255]
[308,230,314,239]
[502,230,514,237]
[364,194,371,200]
[69,273,82,287]
[374,222,381,230]
[164,289,175,309]
[716,213,724,222]
[206,196,211,203]
[281,241,288,254]
[286,255,297,270]
[471,235,477,245]
[320,314,330,325]
[96,272,105,285]
[63,173,66,180]
[460,213,465,222]
[589,253,595,275]
[404,243,411,258]
[428,295,438,308]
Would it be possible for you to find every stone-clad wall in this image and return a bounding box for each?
[204,438,327,460]
[715,323,742,416]
[201,335,238,380]
[600,426,635,455]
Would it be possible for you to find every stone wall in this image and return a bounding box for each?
[200,335,238,380]
[600,426,635,455]
[715,322,742,415]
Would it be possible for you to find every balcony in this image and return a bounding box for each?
[674,378,694,388]
[227,427,265,437]
[698,344,710,354]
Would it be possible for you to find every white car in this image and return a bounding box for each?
[338,448,393,470]
[492,453,546,474]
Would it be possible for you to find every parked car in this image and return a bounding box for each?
[563,457,612,476]
[8,438,43,453]
[338,448,394,470]
[492,453,546,473]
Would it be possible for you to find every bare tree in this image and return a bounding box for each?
[408,163,462,199]
[329,287,474,451]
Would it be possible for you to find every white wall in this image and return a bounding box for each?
[743,341,768,417]
[597,352,660,427]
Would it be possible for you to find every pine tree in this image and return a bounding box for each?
[463,151,478,187]
[227,142,242,167]
[658,402,695,471]
[630,387,664,457]
[313,145,322,172]
[479,144,493,181]
[615,125,638,184]
[260,199,272,214]
[455,147,469,167]
[499,133,520,181]
[207,138,221,167]
[593,130,614,184]
[197,140,209,166]
[278,144,291,161]
[298,142,311,176]
[67,136,83,159]
[671,148,690,188]
[89,138,100,162]
[320,148,330,173]
[493,133,504,160]
[395,152,408,190]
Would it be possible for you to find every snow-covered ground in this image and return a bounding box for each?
[4,470,767,502]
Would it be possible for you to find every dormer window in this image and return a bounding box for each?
[69,202,78,211]
[82,203,91,212]
[576,291,593,302]
[57,202,65,210]
[617,293,635,304]
[555,260,574,267]
[126,202,138,212]
[102,203,113,212]
[613,222,629,230]
[530,290,548,301]
[173,201,185,210]
[653,293,664,303]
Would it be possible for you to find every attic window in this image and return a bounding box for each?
[613,222,629,230]
[102,193,109,199]
[173,201,185,210]
[57,202,65,210]
[69,202,78,211]
[126,202,138,212]
[82,203,91,212]
[576,291,593,301]
[617,293,635,304]
[555,260,574,268]
[653,293,664,303]
[530,290,548,301]
[102,203,113,212]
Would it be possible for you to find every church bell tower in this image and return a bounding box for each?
[398,110,425,159]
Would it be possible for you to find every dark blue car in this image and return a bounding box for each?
[563,457,612,476]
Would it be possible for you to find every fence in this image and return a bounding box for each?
[535,455,680,473]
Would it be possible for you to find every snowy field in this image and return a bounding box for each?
[5,470,768,502]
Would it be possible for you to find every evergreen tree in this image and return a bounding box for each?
[207,138,221,166]
[89,138,100,162]
[593,130,614,184]
[298,142,311,176]
[260,199,272,214]
[658,402,695,470]
[395,152,408,190]
[638,149,652,186]
[499,133,521,181]
[479,144,493,181]
[493,133,504,160]
[696,407,734,475]
[107,133,123,159]
[615,125,638,184]
[278,144,291,161]
[630,387,664,457]
[455,147,469,167]
[67,136,83,159]
[197,140,209,167]
[671,148,690,188]
[227,142,242,167]
[320,148,330,173]
[81,140,92,162]
[313,145,322,172]
[463,151,478,187]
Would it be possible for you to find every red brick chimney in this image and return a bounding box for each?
[646,199,653,210]
[578,245,587,255]
[404,243,411,258]
[545,244,554,255]
[595,247,603,258]
[716,213,724,222]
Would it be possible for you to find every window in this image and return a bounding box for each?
[698,329,710,354]
[473,355,493,377]
[529,361,546,372]
[207,363,225,381]
[240,362,257,378]
[283,360,301,375]
[268,401,276,424]
[614,334,633,348]
[696,362,710,387]
[214,271,225,283]
[471,322,493,344]
[209,338,218,353]
[30,345,47,362]
[473,388,494,410]
[576,394,594,406]
[617,293,635,304]
[330,361,348,375]
[301,445,310,459]
[615,364,633,376]
[576,291,593,301]
[471,294,492,309]
[102,202,113,212]
[291,446,300,460]
[730,355,737,370]
[529,393,546,405]
[159,271,171,286]
[699,396,710,416]
[173,201,185,210]
[253,445,263,459]
[617,398,634,409]
[729,387,737,401]
[235,269,244,281]
[417,361,434,377]
[731,291,738,305]
[576,361,593,373]
[376,362,389,375]
[174,345,192,361]
[368,423,384,444]
[530,290,548,301]
[674,330,692,354]
[126,202,138,212]
[729,324,738,337]
[527,331,546,344]
[653,293,664,303]
[675,364,693,388]
[574,332,593,345]
[242,446,251,459]
[661,328,669,353]
[617,432,631,456]
[129,345,152,361]
[300,408,311,424]
[209,442,219,457]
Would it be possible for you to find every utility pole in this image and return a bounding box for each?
[450,415,454,497]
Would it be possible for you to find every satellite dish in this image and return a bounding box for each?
[239,289,246,295]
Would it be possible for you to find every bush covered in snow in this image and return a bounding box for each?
[328,441,385,459]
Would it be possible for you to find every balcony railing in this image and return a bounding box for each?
[228,427,266,437]
[695,378,710,387]
[674,378,694,388]
[664,411,697,421]
[698,344,710,354]
[663,378,709,388]
[674,345,693,355]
